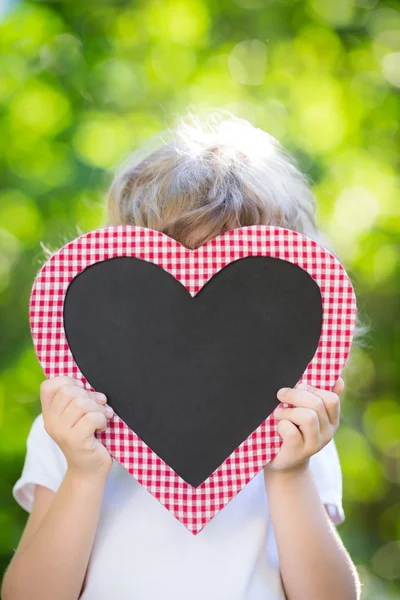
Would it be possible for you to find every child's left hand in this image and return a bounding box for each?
[264,378,345,475]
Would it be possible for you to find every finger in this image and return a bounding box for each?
[49,384,89,418]
[305,384,341,428]
[93,391,108,405]
[72,411,109,441]
[61,394,113,429]
[332,377,345,396]
[275,407,322,448]
[277,387,332,433]
[40,376,84,411]
[276,418,303,449]
[52,386,109,419]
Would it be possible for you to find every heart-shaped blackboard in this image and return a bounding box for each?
[29,225,357,533]
[63,255,322,487]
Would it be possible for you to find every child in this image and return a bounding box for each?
[3,111,362,600]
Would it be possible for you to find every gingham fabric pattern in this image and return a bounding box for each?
[29,225,357,534]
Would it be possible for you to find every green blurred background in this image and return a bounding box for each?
[0,0,399,596]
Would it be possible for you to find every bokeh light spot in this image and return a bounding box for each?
[145,0,209,44]
[290,76,346,153]
[308,0,356,27]
[0,53,28,102]
[91,59,148,108]
[228,40,267,86]
[73,114,134,169]
[112,9,145,48]
[9,80,71,136]
[0,4,64,55]
[0,190,44,243]
[333,186,380,235]
[363,398,400,454]
[381,52,400,88]
[371,542,400,580]
[151,42,196,84]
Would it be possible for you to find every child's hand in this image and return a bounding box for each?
[40,376,114,479]
[264,378,345,475]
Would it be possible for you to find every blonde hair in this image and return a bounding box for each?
[106,109,338,253]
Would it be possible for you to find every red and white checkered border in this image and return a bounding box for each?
[29,225,357,534]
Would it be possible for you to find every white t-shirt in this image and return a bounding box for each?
[13,413,345,600]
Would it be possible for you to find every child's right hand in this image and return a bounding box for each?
[40,376,114,478]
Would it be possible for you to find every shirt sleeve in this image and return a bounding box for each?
[12,413,68,513]
[308,437,345,526]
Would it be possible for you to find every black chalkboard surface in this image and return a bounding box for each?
[63,254,322,487]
